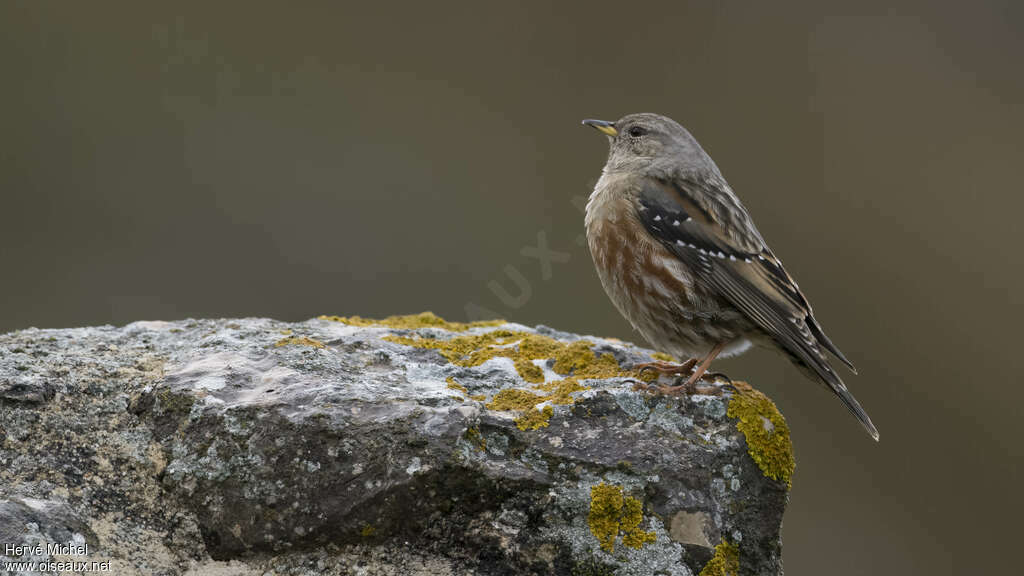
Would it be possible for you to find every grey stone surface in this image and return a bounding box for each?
[0,315,789,575]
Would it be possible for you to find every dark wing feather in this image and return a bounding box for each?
[635,176,877,440]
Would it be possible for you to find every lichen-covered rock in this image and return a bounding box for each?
[0,313,791,575]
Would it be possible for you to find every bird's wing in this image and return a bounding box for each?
[635,176,877,440]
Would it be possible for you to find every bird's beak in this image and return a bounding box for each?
[582,119,617,137]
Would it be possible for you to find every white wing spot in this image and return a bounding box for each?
[653,215,662,221]
[729,255,737,261]
[676,240,685,246]
[672,220,680,226]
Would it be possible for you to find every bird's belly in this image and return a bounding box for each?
[587,221,751,358]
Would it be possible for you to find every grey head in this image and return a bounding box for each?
[582,113,721,178]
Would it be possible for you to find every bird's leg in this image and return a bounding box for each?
[680,343,725,388]
[661,343,726,396]
[633,358,697,376]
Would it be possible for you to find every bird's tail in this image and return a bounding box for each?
[801,318,878,440]
[828,373,879,441]
[797,358,879,441]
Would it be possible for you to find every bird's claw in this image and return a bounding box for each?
[632,372,727,396]
[629,379,660,393]
[661,378,725,396]
[633,358,697,376]
[632,357,727,396]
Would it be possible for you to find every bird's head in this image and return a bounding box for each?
[582,113,716,176]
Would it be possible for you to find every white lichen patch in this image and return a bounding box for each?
[533,358,564,383]
[406,457,423,475]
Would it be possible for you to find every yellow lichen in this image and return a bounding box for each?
[319,311,504,332]
[620,497,657,549]
[650,351,676,362]
[551,340,622,379]
[367,313,650,428]
[469,394,487,402]
[637,370,660,383]
[360,524,376,538]
[726,382,795,488]
[699,540,739,576]
[383,326,632,384]
[446,377,468,395]
[533,378,588,405]
[382,329,521,367]
[465,427,487,450]
[484,378,589,429]
[588,483,623,553]
[274,336,326,349]
[514,357,546,383]
[487,388,545,412]
[516,334,563,358]
[587,483,656,553]
[515,405,553,431]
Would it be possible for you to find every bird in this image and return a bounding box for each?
[581,113,878,441]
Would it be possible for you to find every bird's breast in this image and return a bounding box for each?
[584,175,751,356]
[586,184,696,332]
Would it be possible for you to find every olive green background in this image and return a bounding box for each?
[2,2,1021,574]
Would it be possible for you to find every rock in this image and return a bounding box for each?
[0,498,97,558]
[0,313,792,575]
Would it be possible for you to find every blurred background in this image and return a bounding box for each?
[2,1,1021,573]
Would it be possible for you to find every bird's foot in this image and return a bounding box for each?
[633,358,697,376]
[633,371,727,396]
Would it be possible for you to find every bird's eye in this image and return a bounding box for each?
[628,126,647,138]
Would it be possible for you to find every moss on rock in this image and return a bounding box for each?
[726,382,795,488]
[319,311,503,332]
[532,378,588,404]
[587,483,657,553]
[514,405,553,431]
[699,540,739,576]
[487,388,546,412]
[464,427,487,451]
[514,356,546,383]
[381,319,633,384]
[550,340,622,379]
[445,377,468,395]
[374,314,638,428]
[273,336,326,349]
[484,379,589,430]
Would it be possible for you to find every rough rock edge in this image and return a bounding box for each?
[0,312,792,575]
